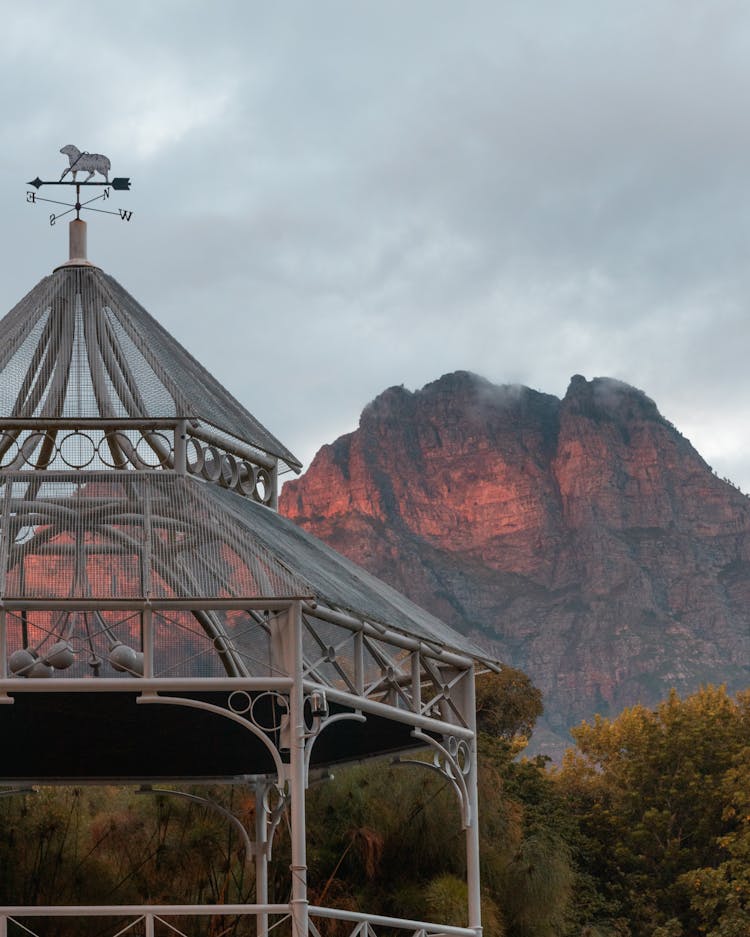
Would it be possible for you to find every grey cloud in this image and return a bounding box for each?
[1,1,749,490]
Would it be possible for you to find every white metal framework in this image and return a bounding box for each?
[0,221,493,937]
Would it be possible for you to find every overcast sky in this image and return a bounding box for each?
[1,2,749,488]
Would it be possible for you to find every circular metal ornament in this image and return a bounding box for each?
[262,783,287,816]
[253,467,273,504]
[20,431,56,468]
[186,438,204,474]
[250,691,288,732]
[220,453,239,489]
[456,740,471,775]
[201,445,223,482]
[136,431,171,468]
[228,690,252,715]
[237,461,256,497]
[59,431,96,469]
[98,431,135,468]
[0,433,19,468]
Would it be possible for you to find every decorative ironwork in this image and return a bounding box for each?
[259,778,291,859]
[24,145,132,225]
[59,145,111,183]
[0,905,475,937]
[137,691,287,780]
[403,730,474,828]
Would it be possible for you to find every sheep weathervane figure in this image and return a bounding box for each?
[25,145,132,226]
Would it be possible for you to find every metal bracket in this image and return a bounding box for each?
[303,706,367,786]
[396,729,473,828]
[137,691,286,781]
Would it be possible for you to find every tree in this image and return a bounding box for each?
[475,667,544,743]
[557,686,750,936]
[681,733,750,935]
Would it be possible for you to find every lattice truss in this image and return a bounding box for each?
[299,610,474,731]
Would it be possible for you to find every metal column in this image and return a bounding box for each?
[463,665,483,936]
[255,780,270,937]
[288,601,309,937]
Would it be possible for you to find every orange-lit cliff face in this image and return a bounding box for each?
[281,372,750,750]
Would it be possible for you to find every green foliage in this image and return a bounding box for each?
[0,785,257,935]
[425,874,469,926]
[306,761,464,917]
[475,667,544,742]
[680,736,750,936]
[557,686,750,937]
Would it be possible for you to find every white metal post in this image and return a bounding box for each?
[287,601,309,937]
[0,611,6,679]
[174,419,187,475]
[270,462,279,511]
[142,608,154,679]
[255,780,270,937]
[145,911,155,937]
[462,665,483,936]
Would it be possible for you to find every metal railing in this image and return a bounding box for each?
[0,904,478,937]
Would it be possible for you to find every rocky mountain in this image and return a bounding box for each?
[280,372,750,752]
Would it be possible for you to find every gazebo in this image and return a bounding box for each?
[0,207,494,937]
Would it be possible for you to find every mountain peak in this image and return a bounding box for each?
[563,374,663,424]
[281,372,750,754]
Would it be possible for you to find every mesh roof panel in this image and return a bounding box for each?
[0,472,310,600]
[207,484,488,657]
[0,470,484,659]
[0,266,300,468]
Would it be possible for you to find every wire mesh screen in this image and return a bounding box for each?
[208,485,488,657]
[0,473,311,601]
[4,608,277,680]
[0,267,300,468]
[151,608,275,678]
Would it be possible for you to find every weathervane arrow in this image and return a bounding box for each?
[27,176,131,190]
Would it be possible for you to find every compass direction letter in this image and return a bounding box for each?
[118,209,133,222]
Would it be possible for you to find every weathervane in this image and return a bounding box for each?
[26,145,132,226]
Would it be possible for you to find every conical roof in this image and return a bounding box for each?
[0,264,300,470]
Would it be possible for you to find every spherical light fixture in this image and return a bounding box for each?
[9,649,36,675]
[28,660,52,678]
[109,643,138,674]
[45,641,76,670]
